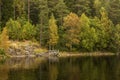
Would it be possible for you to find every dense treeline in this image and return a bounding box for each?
[0,0,120,53]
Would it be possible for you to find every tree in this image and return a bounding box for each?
[54,0,69,26]
[112,24,120,53]
[6,19,21,40]
[0,0,2,26]
[13,0,25,19]
[38,0,49,47]
[6,18,36,41]
[72,0,91,16]
[100,7,113,50]
[80,13,98,51]
[29,0,39,24]
[63,12,80,51]
[48,14,59,50]
[27,0,30,21]
[0,27,9,53]
[108,0,120,24]
[48,0,59,14]
[1,0,14,26]
[93,0,102,17]
[22,21,36,40]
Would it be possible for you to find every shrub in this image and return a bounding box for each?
[6,18,36,41]
[6,19,21,40]
[0,49,5,55]
[21,22,36,40]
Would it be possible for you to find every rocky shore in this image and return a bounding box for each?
[7,41,59,58]
[8,41,45,56]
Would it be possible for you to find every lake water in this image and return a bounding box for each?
[0,56,120,80]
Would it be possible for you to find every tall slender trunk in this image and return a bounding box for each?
[40,17,43,47]
[28,0,30,21]
[0,3,1,26]
[14,2,15,20]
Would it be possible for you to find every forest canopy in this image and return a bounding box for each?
[0,0,120,53]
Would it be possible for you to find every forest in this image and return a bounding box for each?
[0,0,120,53]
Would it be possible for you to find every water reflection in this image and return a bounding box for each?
[0,56,119,80]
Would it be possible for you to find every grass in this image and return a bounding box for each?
[34,48,48,54]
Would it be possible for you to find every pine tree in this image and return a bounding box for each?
[108,0,120,24]
[48,0,59,13]
[1,0,14,26]
[13,0,25,19]
[48,14,59,50]
[29,0,39,24]
[72,0,91,16]
[63,12,80,51]
[0,0,2,26]
[38,0,49,47]
[6,19,21,40]
[93,0,101,17]
[54,0,69,26]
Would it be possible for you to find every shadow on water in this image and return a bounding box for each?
[0,56,120,80]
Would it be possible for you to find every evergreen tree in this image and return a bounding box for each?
[38,0,49,46]
[29,0,40,24]
[48,0,59,14]
[0,0,2,26]
[13,0,25,19]
[108,0,120,24]
[6,19,21,40]
[93,0,102,17]
[1,0,14,26]
[54,0,69,26]
[48,14,59,50]
[22,21,36,40]
[72,0,91,16]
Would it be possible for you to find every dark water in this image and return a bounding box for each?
[0,56,120,80]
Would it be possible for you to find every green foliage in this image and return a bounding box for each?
[100,7,113,50]
[93,0,101,16]
[1,0,14,26]
[22,22,36,40]
[108,0,120,24]
[6,19,21,40]
[54,0,70,25]
[111,24,120,52]
[13,0,25,19]
[80,14,98,51]
[6,18,36,41]
[0,0,120,53]
[73,0,91,16]
[0,49,5,55]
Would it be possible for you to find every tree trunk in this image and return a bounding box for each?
[0,3,1,26]
[28,0,30,21]
[14,2,15,20]
[40,17,43,47]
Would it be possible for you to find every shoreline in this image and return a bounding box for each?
[59,52,117,57]
[0,52,117,59]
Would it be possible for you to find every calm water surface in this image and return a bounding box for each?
[0,56,120,80]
